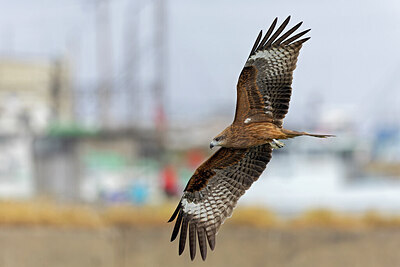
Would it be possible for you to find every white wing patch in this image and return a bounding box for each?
[181,198,201,214]
[247,47,289,64]
[244,118,252,124]
[181,198,211,221]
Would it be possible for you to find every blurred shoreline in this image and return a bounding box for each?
[1,201,400,229]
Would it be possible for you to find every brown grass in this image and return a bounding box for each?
[289,209,363,229]
[0,201,103,228]
[0,201,400,229]
[362,210,400,228]
[229,206,280,227]
[103,204,175,226]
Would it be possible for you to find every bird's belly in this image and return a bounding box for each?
[247,123,287,144]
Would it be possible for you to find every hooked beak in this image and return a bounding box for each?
[210,140,217,149]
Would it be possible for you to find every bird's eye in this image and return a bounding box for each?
[215,136,222,142]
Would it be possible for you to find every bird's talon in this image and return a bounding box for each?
[271,139,285,149]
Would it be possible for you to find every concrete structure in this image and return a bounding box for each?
[0,58,72,134]
[0,58,72,199]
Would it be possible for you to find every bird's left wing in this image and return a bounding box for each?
[168,144,272,260]
[233,16,310,127]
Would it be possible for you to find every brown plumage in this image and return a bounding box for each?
[169,144,272,260]
[169,16,333,261]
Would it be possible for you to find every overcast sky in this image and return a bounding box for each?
[0,0,399,134]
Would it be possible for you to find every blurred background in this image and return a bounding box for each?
[0,0,400,266]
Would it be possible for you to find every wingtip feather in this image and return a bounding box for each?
[298,37,311,44]
[189,223,197,260]
[272,21,303,46]
[197,227,207,261]
[170,210,183,242]
[178,215,189,255]
[249,30,263,57]
[207,234,216,251]
[263,15,291,48]
[168,202,181,223]
[281,29,311,46]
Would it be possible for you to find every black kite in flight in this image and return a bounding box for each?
[168,16,333,261]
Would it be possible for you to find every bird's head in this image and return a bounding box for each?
[210,134,227,149]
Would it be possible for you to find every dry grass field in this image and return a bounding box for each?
[1,226,400,267]
[1,202,400,266]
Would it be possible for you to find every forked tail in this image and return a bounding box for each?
[282,129,335,139]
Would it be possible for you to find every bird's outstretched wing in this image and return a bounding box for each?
[234,16,310,127]
[168,144,272,260]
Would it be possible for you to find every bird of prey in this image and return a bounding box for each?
[168,16,333,261]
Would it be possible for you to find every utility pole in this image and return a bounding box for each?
[153,0,167,148]
[95,0,113,129]
[124,0,140,129]
[51,60,62,123]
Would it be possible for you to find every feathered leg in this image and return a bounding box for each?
[270,139,285,149]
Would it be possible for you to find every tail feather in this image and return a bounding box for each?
[282,129,335,139]
[305,133,335,138]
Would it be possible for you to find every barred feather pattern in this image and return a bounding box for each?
[238,16,310,127]
[168,144,272,260]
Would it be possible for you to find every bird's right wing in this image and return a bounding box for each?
[168,144,272,260]
[234,16,310,127]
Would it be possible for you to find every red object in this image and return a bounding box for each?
[186,149,205,169]
[161,165,178,197]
